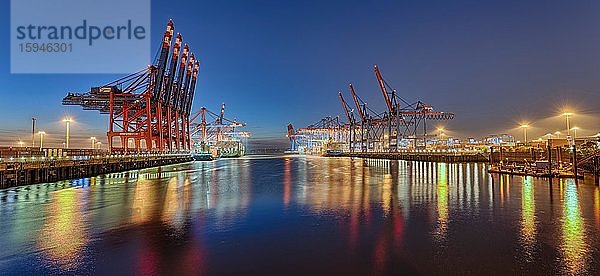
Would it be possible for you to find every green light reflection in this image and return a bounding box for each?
[561,180,587,275]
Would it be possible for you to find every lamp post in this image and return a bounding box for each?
[38,131,46,150]
[63,117,73,149]
[520,124,530,143]
[437,127,445,145]
[562,112,573,137]
[31,117,36,147]
[571,127,579,140]
[90,136,97,149]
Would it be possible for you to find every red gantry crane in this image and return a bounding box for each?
[63,20,200,153]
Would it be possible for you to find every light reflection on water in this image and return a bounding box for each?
[0,155,599,274]
[434,163,449,244]
[520,176,536,263]
[36,188,88,270]
[561,179,588,274]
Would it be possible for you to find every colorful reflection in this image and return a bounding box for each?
[434,163,448,242]
[131,178,158,224]
[37,188,88,270]
[381,173,393,215]
[283,158,292,206]
[162,176,192,231]
[519,176,536,261]
[4,156,600,274]
[560,180,588,275]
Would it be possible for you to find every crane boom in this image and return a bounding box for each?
[153,20,174,101]
[218,103,225,124]
[201,107,207,140]
[180,54,194,112]
[338,91,352,124]
[185,60,200,116]
[349,84,365,121]
[172,44,189,109]
[374,65,394,114]
[182,54,196,116]
[163,33,182,105]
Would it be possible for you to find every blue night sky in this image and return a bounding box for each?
[1,0,600,147]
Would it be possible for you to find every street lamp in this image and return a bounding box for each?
[38,131,46,150]
[571,127,579,140]
[63,117,73,149]
[437,127,445,140]
[90,136,97,149]
[520,124,530,143]
[437,127,445,136]
[17,140,24,147]
[562,112,573,136]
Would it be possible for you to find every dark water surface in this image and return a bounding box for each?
[1,155,600,275]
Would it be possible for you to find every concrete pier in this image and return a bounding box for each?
[0,154,193,189]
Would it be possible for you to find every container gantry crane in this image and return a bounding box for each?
[338,65,454,152]
[189,104,249,156]
[338,91,358,152]
[288,116,349,154]
[62,20,200,153]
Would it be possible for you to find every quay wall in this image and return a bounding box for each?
[339,152,489,163]
[0,154,193,189]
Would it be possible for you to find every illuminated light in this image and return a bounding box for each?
[520,124,530,143]
[62,117,74,149]
[561,112,574,137]
[37,131,46,149]
[570,127,579,139]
